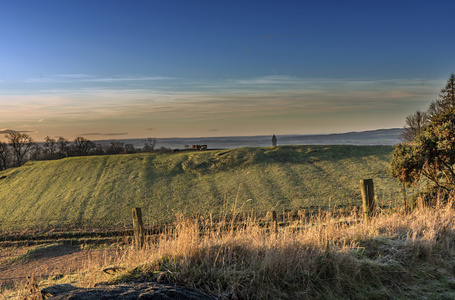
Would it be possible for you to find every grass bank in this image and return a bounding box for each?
[9,204,455,299]
[0,145,399,231]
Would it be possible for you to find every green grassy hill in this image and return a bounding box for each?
[0,145,400,230]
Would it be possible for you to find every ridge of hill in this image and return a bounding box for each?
[0,145,400,231]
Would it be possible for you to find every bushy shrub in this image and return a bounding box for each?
[390,74,455,204]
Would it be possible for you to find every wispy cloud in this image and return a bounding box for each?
[0,129,33,134]
[236,75,302,85]
[25,74,176,83]
[1,77,438,123]
[80,132,128,136]
[234,75,443,90]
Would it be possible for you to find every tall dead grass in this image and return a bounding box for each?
[26,203,455,299]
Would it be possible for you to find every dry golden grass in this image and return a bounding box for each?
[10,203,455,299]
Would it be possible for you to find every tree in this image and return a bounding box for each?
[426,73,455,119]
[0,141,10,170]
[391,109,455,190]
[72,137,95,156]
[57,136,69,158]
[400,110,428,142]
[390,74,455,206]
[125,144,136,154]
[389,143,421,188]
[412,109,455,192]
[142,138,157,152]
[43,136,58,159]
[6,132,35,166]
[107,141,125,154]
[30,144,43,160]
[439,73,455,108]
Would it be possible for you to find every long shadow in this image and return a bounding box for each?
[279,160,361,207]
[253,166,291,209]
[144,154,158,186]
[255,145,393,164]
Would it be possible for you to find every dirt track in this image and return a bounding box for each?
[0,244,115,286]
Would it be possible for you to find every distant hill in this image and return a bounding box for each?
[93,128,403,149]
[279,128,404,146]
[0,145,401,231]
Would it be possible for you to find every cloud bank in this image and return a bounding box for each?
[0,75,445,140]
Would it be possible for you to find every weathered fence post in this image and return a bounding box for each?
[132,207,145,249]
[401,183,408,212]
[360,179,375,223]
[298,209,305,222]
[267,210,278,234]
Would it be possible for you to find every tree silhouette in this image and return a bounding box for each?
[107,141,125,154]
[73,137,95,156]
[0,141,10,170]
[400,110,428,142]
[6,132,34,166]
[142,138,157,152]
[57,136,69,158]
[43,136,58,159]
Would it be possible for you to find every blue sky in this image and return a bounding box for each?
[0,0,454,140]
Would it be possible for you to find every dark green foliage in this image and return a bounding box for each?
[415,109,455,190]
[389,143,421,188]
[390,73,455,198]
[391,107,455,192]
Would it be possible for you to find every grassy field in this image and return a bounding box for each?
[0,145,401,231]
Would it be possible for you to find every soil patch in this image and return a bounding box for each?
[0,244,116,285]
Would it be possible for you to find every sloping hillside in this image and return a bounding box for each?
[0,145,400,230]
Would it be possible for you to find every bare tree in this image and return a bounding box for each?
[6,132,35,166]
[57,136,69,158]
[43,136,58,159]
[400,110,428,142]
[125,143,136,154]
[142,138,157,152]
[107,141,125,154]
[72,136,95,156]
[30,144,43,160]
[0,141,10,170]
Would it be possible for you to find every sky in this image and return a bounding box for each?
[0,0,454,141]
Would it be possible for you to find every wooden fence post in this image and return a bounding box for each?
[267,210,278,234]
[360,179,375,223]
[132,207,145,249]
[401,182,408,212]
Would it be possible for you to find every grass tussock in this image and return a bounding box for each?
[30,204,455,300]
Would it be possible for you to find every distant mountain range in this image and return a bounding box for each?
[93,128,403,149]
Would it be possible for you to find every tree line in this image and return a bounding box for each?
[0,134,160,171]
